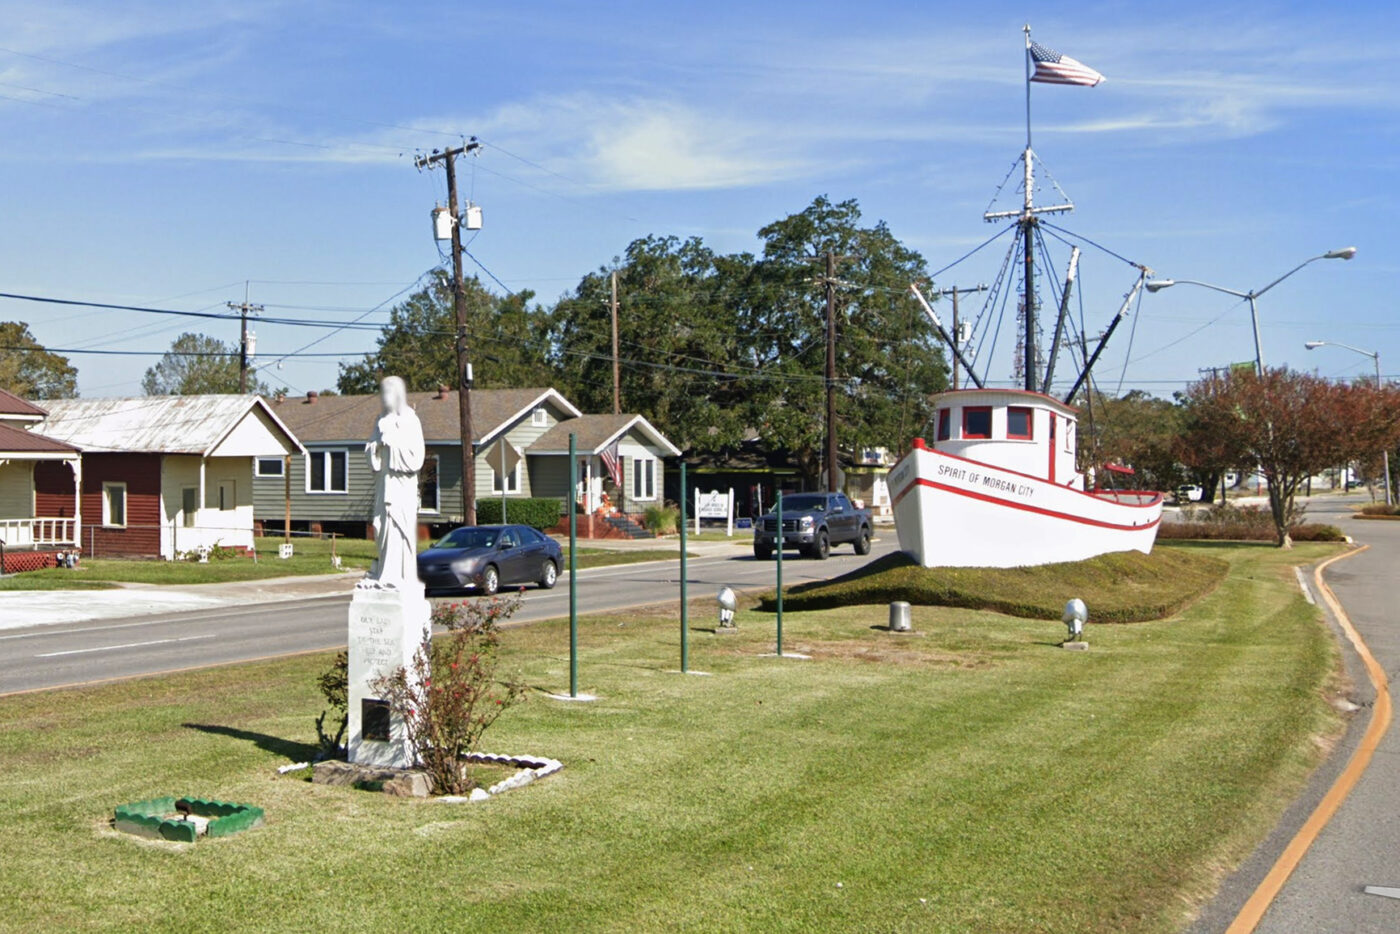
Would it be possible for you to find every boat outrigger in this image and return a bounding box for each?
[891,27,1164,568]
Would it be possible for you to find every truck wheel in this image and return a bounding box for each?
[812,531,830,560]
[854,527,871,555]
[753,544,773,561]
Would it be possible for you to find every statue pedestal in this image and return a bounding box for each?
[347,586,430,768]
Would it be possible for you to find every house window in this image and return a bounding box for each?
[491,459,521,494]
[962,407,992,440]
[181,487,198,528]
[307,450,348,494]
[532,407,549,427]
[1007,407,1034,440]
[103,482,127,528]
[632,456,657,501]
[218,480,235,511]
[1064,420,1075,453]
[419,455,440,513]
[936,408,951,442]
[255,457,284,478]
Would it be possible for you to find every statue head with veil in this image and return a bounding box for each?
[361,376,426,590]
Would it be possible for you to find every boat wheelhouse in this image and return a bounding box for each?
[889,389,1162,568]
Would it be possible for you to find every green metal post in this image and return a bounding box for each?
[775,490,783,657]
[679,460,689,673]
[568,433,578,698]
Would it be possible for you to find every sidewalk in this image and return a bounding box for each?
[0,571,362,631]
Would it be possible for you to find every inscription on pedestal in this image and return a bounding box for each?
[347,588,429,769]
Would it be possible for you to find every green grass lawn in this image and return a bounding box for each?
[0,543,1344,932]
[768,544,1229,622]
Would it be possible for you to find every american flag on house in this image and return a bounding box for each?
[1029,41,1105,87]
[600,441,623,486]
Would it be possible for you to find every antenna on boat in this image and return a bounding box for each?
[1041,246,1080,393]
[1062,269,1149,404]
[909,285,986,389]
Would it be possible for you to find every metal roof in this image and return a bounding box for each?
[0,422,76,456]
[0,388,47,419]
[35,395,301,455]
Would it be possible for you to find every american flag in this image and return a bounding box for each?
[1029,41,1104,87]
[600,441,623,486]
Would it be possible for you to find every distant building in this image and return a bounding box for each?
[31,395,303,559]
[258,387,679,538]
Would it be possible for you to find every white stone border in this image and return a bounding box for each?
[438,753,563,803]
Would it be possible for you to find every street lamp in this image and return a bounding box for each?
[1145,247,1357,375]
[1305,339,1392,506]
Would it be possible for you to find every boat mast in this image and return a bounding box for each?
[982,24,1073,393]
[1021,24,1037,392]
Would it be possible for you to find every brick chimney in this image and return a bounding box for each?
[306,390,318,404]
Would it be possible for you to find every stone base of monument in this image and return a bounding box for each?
[312,760,433,797]
[1061,641,1090,651]
[347,586,430,769]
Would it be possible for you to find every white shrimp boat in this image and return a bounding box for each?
[888,389,1162,568]
[891,28,1163,568]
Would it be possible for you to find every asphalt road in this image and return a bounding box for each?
[1187,493,1400,934]
[0,537,897,695]
[1251,501,1400,934]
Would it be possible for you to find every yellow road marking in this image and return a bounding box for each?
[1226,545,1390,933]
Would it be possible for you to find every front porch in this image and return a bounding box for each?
[0,424,82,556]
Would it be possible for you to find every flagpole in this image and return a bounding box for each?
[1023,24,1033,152]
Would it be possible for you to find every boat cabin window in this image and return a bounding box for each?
[936,408,951,441]
[962,407,992,440]
[1007,406,1033,440]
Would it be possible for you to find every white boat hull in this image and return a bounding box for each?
[888,443,1163,569]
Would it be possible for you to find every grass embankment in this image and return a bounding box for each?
[764,545,1228,622]
[0,543,1345,932]
[0,536,682,590]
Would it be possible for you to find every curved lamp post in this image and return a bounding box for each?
[1305,339,1392,506]
[1146,247,1357,376]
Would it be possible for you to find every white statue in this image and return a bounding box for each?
[361,376,425,590]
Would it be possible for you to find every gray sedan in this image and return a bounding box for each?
[417,524,563,595]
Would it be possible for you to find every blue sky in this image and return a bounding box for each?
[1,0,1397,399]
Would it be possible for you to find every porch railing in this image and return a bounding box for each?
[0,517,79,548]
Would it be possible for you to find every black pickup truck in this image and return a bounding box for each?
[753,492,873,561]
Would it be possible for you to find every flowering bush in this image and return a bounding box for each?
[372,594,525,795]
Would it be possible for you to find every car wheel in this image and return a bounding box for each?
[480,565,500,596]
[813,531,830,560]
[539,559,558,590]
[854,528,871,555]
[754,544,773,561]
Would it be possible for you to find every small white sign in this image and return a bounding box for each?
[697,489,730,519]
[694,488,735,537]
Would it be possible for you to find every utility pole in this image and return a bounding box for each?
[415,142,482,524]
[227,288,263,394]
[824,251,839,492]
[610,270,621,415]
[927,284,987,390]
